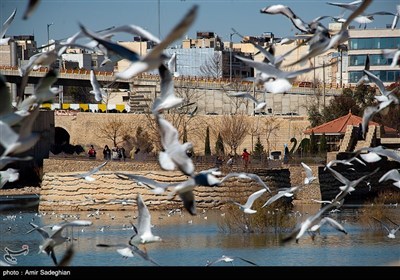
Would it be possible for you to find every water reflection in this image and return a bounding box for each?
[0,204,399,266]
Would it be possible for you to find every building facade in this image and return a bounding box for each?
[347,28,400,85]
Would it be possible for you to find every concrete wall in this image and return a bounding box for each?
[55,113,311,157]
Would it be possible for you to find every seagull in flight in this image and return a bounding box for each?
[220,172,271,192]
[379,169,400,189]
[115,172,175,194]
[80,5,198,80]
[152,64,183,114]
[156,115,194,176]
[89,70,107,102]
[229,188,267,214]
[371,216,400,239]
[27,220,92,265]
[261,186,299,208]
[96,243,160,266]
[0,106,40,157]
[260,4,312,34]
[227,92,266,112]
[0,9,17,45]
[301,162,317,185]
[129,193,162,245]
[0,168,19,189]
[206,255,258,266]
[67,161,108,181]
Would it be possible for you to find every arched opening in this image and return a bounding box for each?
[51,127,85,155]
[54,127,70,146]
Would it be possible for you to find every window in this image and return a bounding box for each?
[349,37,399,50]
[91,60,97,67]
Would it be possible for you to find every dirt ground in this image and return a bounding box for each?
[0,187,41,196]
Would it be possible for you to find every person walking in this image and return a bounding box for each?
[241,148,250,169]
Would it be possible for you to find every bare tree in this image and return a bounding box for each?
[249,116,262,153]
[96,115,128,147]
[199,52,223,78]
[263,116,281,156]
[216,114,249,155]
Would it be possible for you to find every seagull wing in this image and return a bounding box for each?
[243,188,267,209]
[146,5,198,60]
[371,216,391,233]
[87,161,108,175]
[228,92,258,104]
[362,70,386,96]
[22,0,40,20]
[379,169,400,183]
[0,9,17,40]
[136,194,152,237]
[178,190,196,216]
[235,256,259,266]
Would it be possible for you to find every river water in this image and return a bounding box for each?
[0,204,399,267]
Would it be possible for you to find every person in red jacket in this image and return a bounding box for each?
[241,148,250,169]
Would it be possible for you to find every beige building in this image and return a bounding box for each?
[347,28,400,86]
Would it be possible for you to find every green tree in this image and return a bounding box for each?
[215,132,224,155]
[310,130,318,154]
[253,136,264,159]
[204,126,211,156]
[319,132,327,153]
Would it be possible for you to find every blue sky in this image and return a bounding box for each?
[1,0,398,47]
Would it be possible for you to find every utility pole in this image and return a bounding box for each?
[229,32,233,82]
[323,60,326,110]
[47,23,53,51]
[157,0,161,39]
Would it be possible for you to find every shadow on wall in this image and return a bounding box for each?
[50,127,84,155]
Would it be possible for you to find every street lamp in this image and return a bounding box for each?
[229,32,233,82]
[338,44,348,88]
[157,0,161,39]
[47,23,53,51]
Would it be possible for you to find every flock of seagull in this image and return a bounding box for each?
[0,0,400,266]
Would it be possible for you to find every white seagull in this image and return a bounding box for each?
[129,193,162,245]
[115,172,175,194]
[28,220,92,265]
[227,92,266,112]
[156,115,194,176]
[89,70,107,102]
[80,5,198,80]
[18,69,60,111]
[206,255,258,266]
[379,169,400,189]
[0,168,19,189]
[0,9,17,46]
[371,216,400,239]
[229,188,267,214]
[301,162,317,185]
[220,172,271,192]
[309,216,348,235]
[67,161,108,181]
[152,64,183,114]
[0,106,40,157]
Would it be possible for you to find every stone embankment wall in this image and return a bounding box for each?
[39,158,321,212]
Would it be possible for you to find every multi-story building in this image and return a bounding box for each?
[61,48,115,72]
[0,35,37,67]
[346,27,400,86]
